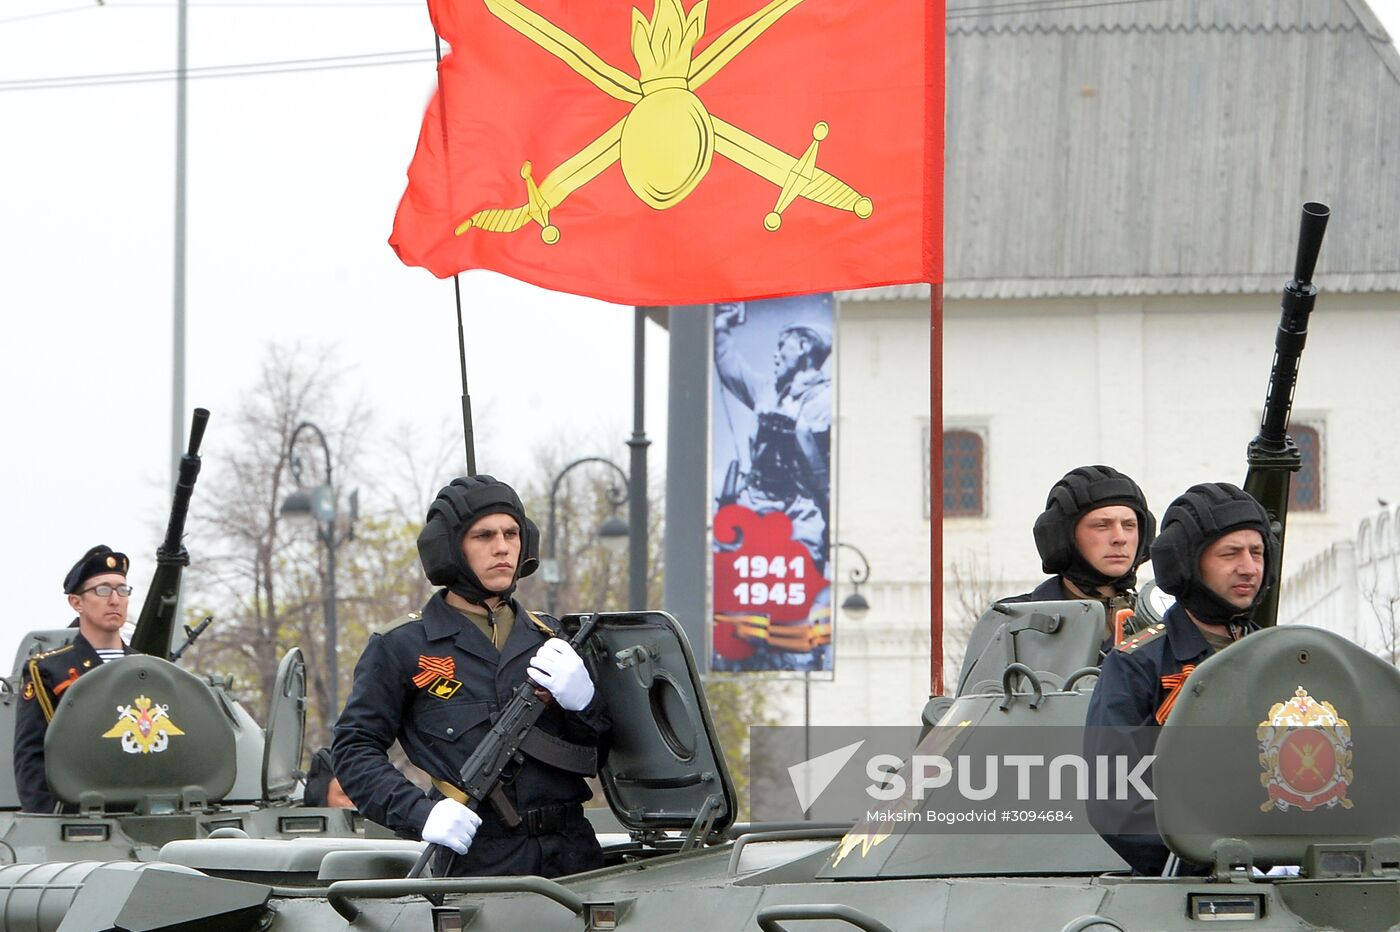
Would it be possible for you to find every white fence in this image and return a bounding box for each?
[1279,503,1400,661]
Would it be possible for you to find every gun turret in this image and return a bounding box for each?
[1244,203,1328,627]
[130,408,210,657]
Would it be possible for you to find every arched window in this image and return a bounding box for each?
[1289,423,1323,512]
[943,430,985,517]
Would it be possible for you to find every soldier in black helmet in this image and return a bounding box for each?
[1002,465,1156,646]
[14,545,137,812]
[1085,481,1276,875]
[332,476,609,877]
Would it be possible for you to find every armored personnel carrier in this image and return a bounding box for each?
[0,636,371,864]
[0,409,368,865]
[2,606,1399,930]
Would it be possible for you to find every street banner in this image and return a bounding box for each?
[390,0,944,305]
[711,294,832,672]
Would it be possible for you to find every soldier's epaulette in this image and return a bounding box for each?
[30,643,75,662]
[1117,622,1167,653]
[383,611,424,633]
[526,611,560,635]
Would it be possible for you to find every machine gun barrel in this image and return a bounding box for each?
[1256,203,1330,449]
[130,408,210,657]
[408,613,600,878]
[1244,203,1328,627]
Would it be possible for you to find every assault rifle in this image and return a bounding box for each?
[169,616,214,664]
[407,612,601,878]
[130,408,210,657]
[1244,203,1329,628]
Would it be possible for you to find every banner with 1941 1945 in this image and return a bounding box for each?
[711,294,833,673]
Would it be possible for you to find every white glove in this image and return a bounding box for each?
[421,798,481,855]
[528,639,596,711]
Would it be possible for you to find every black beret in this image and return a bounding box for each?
[63,545,129,594]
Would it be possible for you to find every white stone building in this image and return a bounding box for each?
[787,0,1400,728]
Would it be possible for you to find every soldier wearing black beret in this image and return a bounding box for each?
[14,545,137,812]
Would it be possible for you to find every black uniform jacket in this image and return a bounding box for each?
[14,631,134,812]
[332,592,611,877]
[1000,577,1069,604]
[1084,603,1237,875]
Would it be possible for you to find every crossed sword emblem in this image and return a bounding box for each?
[456,0,873,244]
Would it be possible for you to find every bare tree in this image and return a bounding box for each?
[179,344,391,741]
[1363,584,1400,665]
[944,551,1004,679]
[512,440,663,616]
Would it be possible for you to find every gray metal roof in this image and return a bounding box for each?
[849,0,1400,302]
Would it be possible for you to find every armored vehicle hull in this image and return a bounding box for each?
[3,610,1398,931]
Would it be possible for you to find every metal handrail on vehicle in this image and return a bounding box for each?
[325,875,585,922]
[1059,915,1126,932]
[726,826,849,877]
[756,903,894,932]
[999,662,1045,711]
[1062,666,1101,692]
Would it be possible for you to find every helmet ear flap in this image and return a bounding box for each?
[1148,520,1194,598]
[518,517,541,579]
[1135,507,1158,567]
[417,482,473,588]
[1033,507,1072,574]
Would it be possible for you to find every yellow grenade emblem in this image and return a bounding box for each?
[619,0,714,209]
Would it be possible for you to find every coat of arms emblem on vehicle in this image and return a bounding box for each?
[102,695,186,754]
[1257,686,1352,812]
[458,0,872,244]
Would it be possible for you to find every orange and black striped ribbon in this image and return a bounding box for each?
[413,656,455,688]
[1155,664,1196,725]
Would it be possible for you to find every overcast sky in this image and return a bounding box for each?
[2,0,1398,667]
[0,0,675,665]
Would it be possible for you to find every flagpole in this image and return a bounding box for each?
[454,274,477,476]
[927,0,946,698]
[431,28,477,476]
[929,284,943,698]
[171,0,188,488]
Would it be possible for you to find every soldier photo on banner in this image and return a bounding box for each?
[710,294,834,673]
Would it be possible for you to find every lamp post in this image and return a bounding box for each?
[541,457,630,616]
[797,540,874,819]
[628,308,653,612]
[279,421,357,724]
[834,541,872,619]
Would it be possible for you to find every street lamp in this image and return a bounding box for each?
[542,457,631,615]
[279,421,357,725]
[834,541,872,619]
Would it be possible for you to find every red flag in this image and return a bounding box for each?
[391,0,942,305]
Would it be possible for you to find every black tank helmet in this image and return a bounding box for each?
[416,475,540,605]
[1149,482,1278,626]
[1032,465,1156,594]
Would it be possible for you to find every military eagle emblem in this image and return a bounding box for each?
[102,695,186,755]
